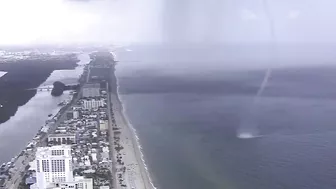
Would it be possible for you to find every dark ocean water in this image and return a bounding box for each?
[116,45,336,189]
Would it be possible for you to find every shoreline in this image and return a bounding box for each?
[112,65,157,189]
[121,102,158,189]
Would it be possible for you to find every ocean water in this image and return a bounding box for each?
[0,53,90,164]
[116,45,336,189]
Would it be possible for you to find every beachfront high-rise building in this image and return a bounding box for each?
[35,145,73,188]
[32,145,93,189]
[82,83,100,97]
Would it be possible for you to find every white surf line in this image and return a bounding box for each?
[115,59,157,189]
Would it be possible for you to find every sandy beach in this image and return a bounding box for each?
[110,91,155,189]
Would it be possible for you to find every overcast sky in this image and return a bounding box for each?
[0,0,336,46]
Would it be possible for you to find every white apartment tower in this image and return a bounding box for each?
[35,145,73,188]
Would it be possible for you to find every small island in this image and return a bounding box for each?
[51,81,79,97]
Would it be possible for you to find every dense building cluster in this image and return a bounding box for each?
[27,83,112,189]
[0,52,117,189]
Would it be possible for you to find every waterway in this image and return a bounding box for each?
[0,53,90,164]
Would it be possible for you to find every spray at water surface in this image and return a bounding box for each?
[237,0,275,139]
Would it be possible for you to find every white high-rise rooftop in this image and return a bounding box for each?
[35,145,73,188]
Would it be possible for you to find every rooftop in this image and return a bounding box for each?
[48,133,76,138]
[83,83,100,89]
[36,145,71,159]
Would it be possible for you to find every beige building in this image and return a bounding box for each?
[99,120,108,131]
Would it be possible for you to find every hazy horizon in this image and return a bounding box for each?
[1,0,336,45]
[2,0,336,69]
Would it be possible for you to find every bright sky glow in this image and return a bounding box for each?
[0,0,163,46]
[288,10,301,19]
[241,9,258,20]
[0,0,336,46]
[0,0,98,45]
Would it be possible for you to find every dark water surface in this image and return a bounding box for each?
[0,58,77,124]
[0,54,89,164]
[116,45,336,189]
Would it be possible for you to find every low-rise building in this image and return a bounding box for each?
[82,99,104,110]
[48,134,76,144]
[32,176,93,189]
[73,111,80,119]
[99,120,108,131]
[91,153,97,163]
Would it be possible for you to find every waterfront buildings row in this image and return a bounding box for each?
[29,81,111,189]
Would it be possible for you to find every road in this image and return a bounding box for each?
[107,74,118,189]
[5,151,34,188]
